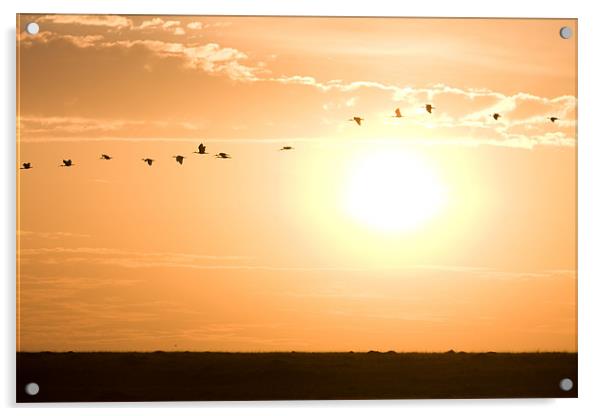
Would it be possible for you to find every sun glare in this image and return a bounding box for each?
[343,148,447,233]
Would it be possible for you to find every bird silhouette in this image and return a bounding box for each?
[173,155,185,165]
[20,162,32,169]
[194,143,208,154]
[549,117,559,123]
[348,116,364,126]
[280,146,294,151]
[215,152,231,159]
[491,113,501,120]
[60,159,73,167]
[391,108,403,118]
[100,154,112,160]
[425,104,435,114]
[141,158,154,166]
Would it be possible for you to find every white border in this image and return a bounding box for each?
[2,1,601,415]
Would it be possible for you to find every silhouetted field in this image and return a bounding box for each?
[17,351,577,402]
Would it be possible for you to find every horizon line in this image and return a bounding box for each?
[17,349,578,354]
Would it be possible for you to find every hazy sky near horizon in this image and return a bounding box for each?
[17,15,576,352]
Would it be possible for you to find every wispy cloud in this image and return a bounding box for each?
[186,22,203,30]
[133,17,185,36]
[17,230,90,239]
[104,39,261,80]
[18,115,206,136]
[17,246,576,279]
[20,30,262,81]
[18,247,256,273]
[274,76,576,128]
[322,96,358,111]
[36,15,133,29]
[19,247,251,263]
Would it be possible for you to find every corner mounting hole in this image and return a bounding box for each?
[559,378,573,391]
[559,26,572,39]
[26,22,39,35]
[25,382,40,396]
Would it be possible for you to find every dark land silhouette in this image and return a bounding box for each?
[17,351,577,402]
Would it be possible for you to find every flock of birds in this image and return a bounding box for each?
[348,104,559,126]
[19,143,295,170]
[19,105,560,170]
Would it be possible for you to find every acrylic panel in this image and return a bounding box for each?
[16,14,577,402]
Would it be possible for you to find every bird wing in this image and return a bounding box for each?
[355,117,361,126]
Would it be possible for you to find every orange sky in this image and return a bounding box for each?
[17,15,576,352]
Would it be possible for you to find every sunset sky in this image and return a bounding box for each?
[17,15,576,352]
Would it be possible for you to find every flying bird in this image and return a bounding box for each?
[280,146,294,151]
[100,154,112,160]
[491,113,501,121]
[348,116,364,126]
[173,155,185,165]
[194,143,208,154]
[141,158,154,166]
[20,162,32,169]
[549,117,559,123]
[215,152,231,159]
[425,104,435,114]
[391,108,403,118]
[60,159,73,167]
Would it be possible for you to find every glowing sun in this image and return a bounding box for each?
[343,149,447,232]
